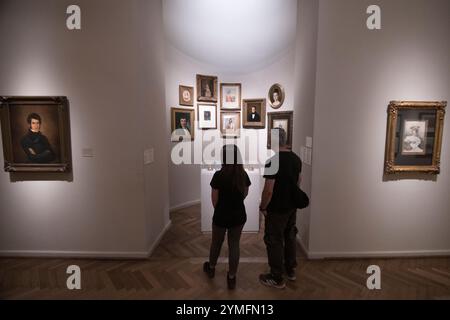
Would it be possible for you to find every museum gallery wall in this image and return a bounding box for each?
[0,0,448,259]
[308,0,449,257]
[0,0,170,258]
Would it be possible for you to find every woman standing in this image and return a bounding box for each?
[203,145,251,289]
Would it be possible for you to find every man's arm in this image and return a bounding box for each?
[260,179,275,211]
[21,138,37,160]
[211,188,219,209]
[41,135,55,162]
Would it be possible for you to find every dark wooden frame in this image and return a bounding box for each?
[384,101,446,174]
[197,104,217,130]
[0,96,72,173]
[220,83,242,110]
[179,85,194,107]
[196,74,218,103]
[243,98,266,129]
[267,111,293,149]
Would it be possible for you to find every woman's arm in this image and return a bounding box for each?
[211,188,219,209]
[243,187,249,199]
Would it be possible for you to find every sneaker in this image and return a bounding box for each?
[227,273,236,290]
[286,270,296,281]
[203,262,215,279]
[259,273,286,289]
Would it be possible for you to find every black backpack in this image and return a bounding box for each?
[291,179,310,209]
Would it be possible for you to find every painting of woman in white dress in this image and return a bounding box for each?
[401,120,427,155]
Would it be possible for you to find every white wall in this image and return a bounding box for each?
[292,0,319,250]
[309,0,450,257]
[164,44,297,209]
[0,0,169,258]
[132,0,171,251]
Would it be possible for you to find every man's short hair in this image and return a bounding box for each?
[273,127,287,146]
[27,113,41,125]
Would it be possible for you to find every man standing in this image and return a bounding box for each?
[21,113,55,163]
[259,128,302,289]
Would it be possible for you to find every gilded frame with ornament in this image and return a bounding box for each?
[384,101,446,174]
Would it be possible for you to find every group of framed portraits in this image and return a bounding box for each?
[171,75,292,148]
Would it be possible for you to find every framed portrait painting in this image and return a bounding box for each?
[220,112,241,138]
[384,101,446,174]
[198,104,217,130]
[220,83,241,110]
[179,85,194,106]
[0,96,72,172]
[268,83,285,109]
[196,74,218,103]
[243,99,266,129]
[171,108,195,142]
[267,111,293,149]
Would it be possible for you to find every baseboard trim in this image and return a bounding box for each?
[294,235,450,259]
[147,220,172,257]
[170,199,200,212]
[306,250,450,260]
[0,250,149,259]
[0,221,174,260]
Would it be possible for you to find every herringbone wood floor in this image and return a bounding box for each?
[1,205,449,299]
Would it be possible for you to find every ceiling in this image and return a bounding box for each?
[163,0,298,73]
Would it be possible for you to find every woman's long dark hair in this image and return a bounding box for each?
[221,144,246,197]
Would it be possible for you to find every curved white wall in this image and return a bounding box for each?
[163,0,298,73]
[164,43,297,209]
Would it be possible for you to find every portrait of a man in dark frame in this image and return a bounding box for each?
[20,113,56,163]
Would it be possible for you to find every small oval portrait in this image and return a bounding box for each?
[268,84,285,109]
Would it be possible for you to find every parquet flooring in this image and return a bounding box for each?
[1,205,449,299]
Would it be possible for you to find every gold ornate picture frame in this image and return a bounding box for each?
[171,107,195,142]
[179,85,194,106]
[220,83,241,110]
[196,74,218,103]
[243,99,266,129]
[384,101,446,174]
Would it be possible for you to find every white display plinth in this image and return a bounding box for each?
[201,168,261,233]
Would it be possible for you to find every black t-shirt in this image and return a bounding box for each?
[210,169,251,228]
[263,151,302,212]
